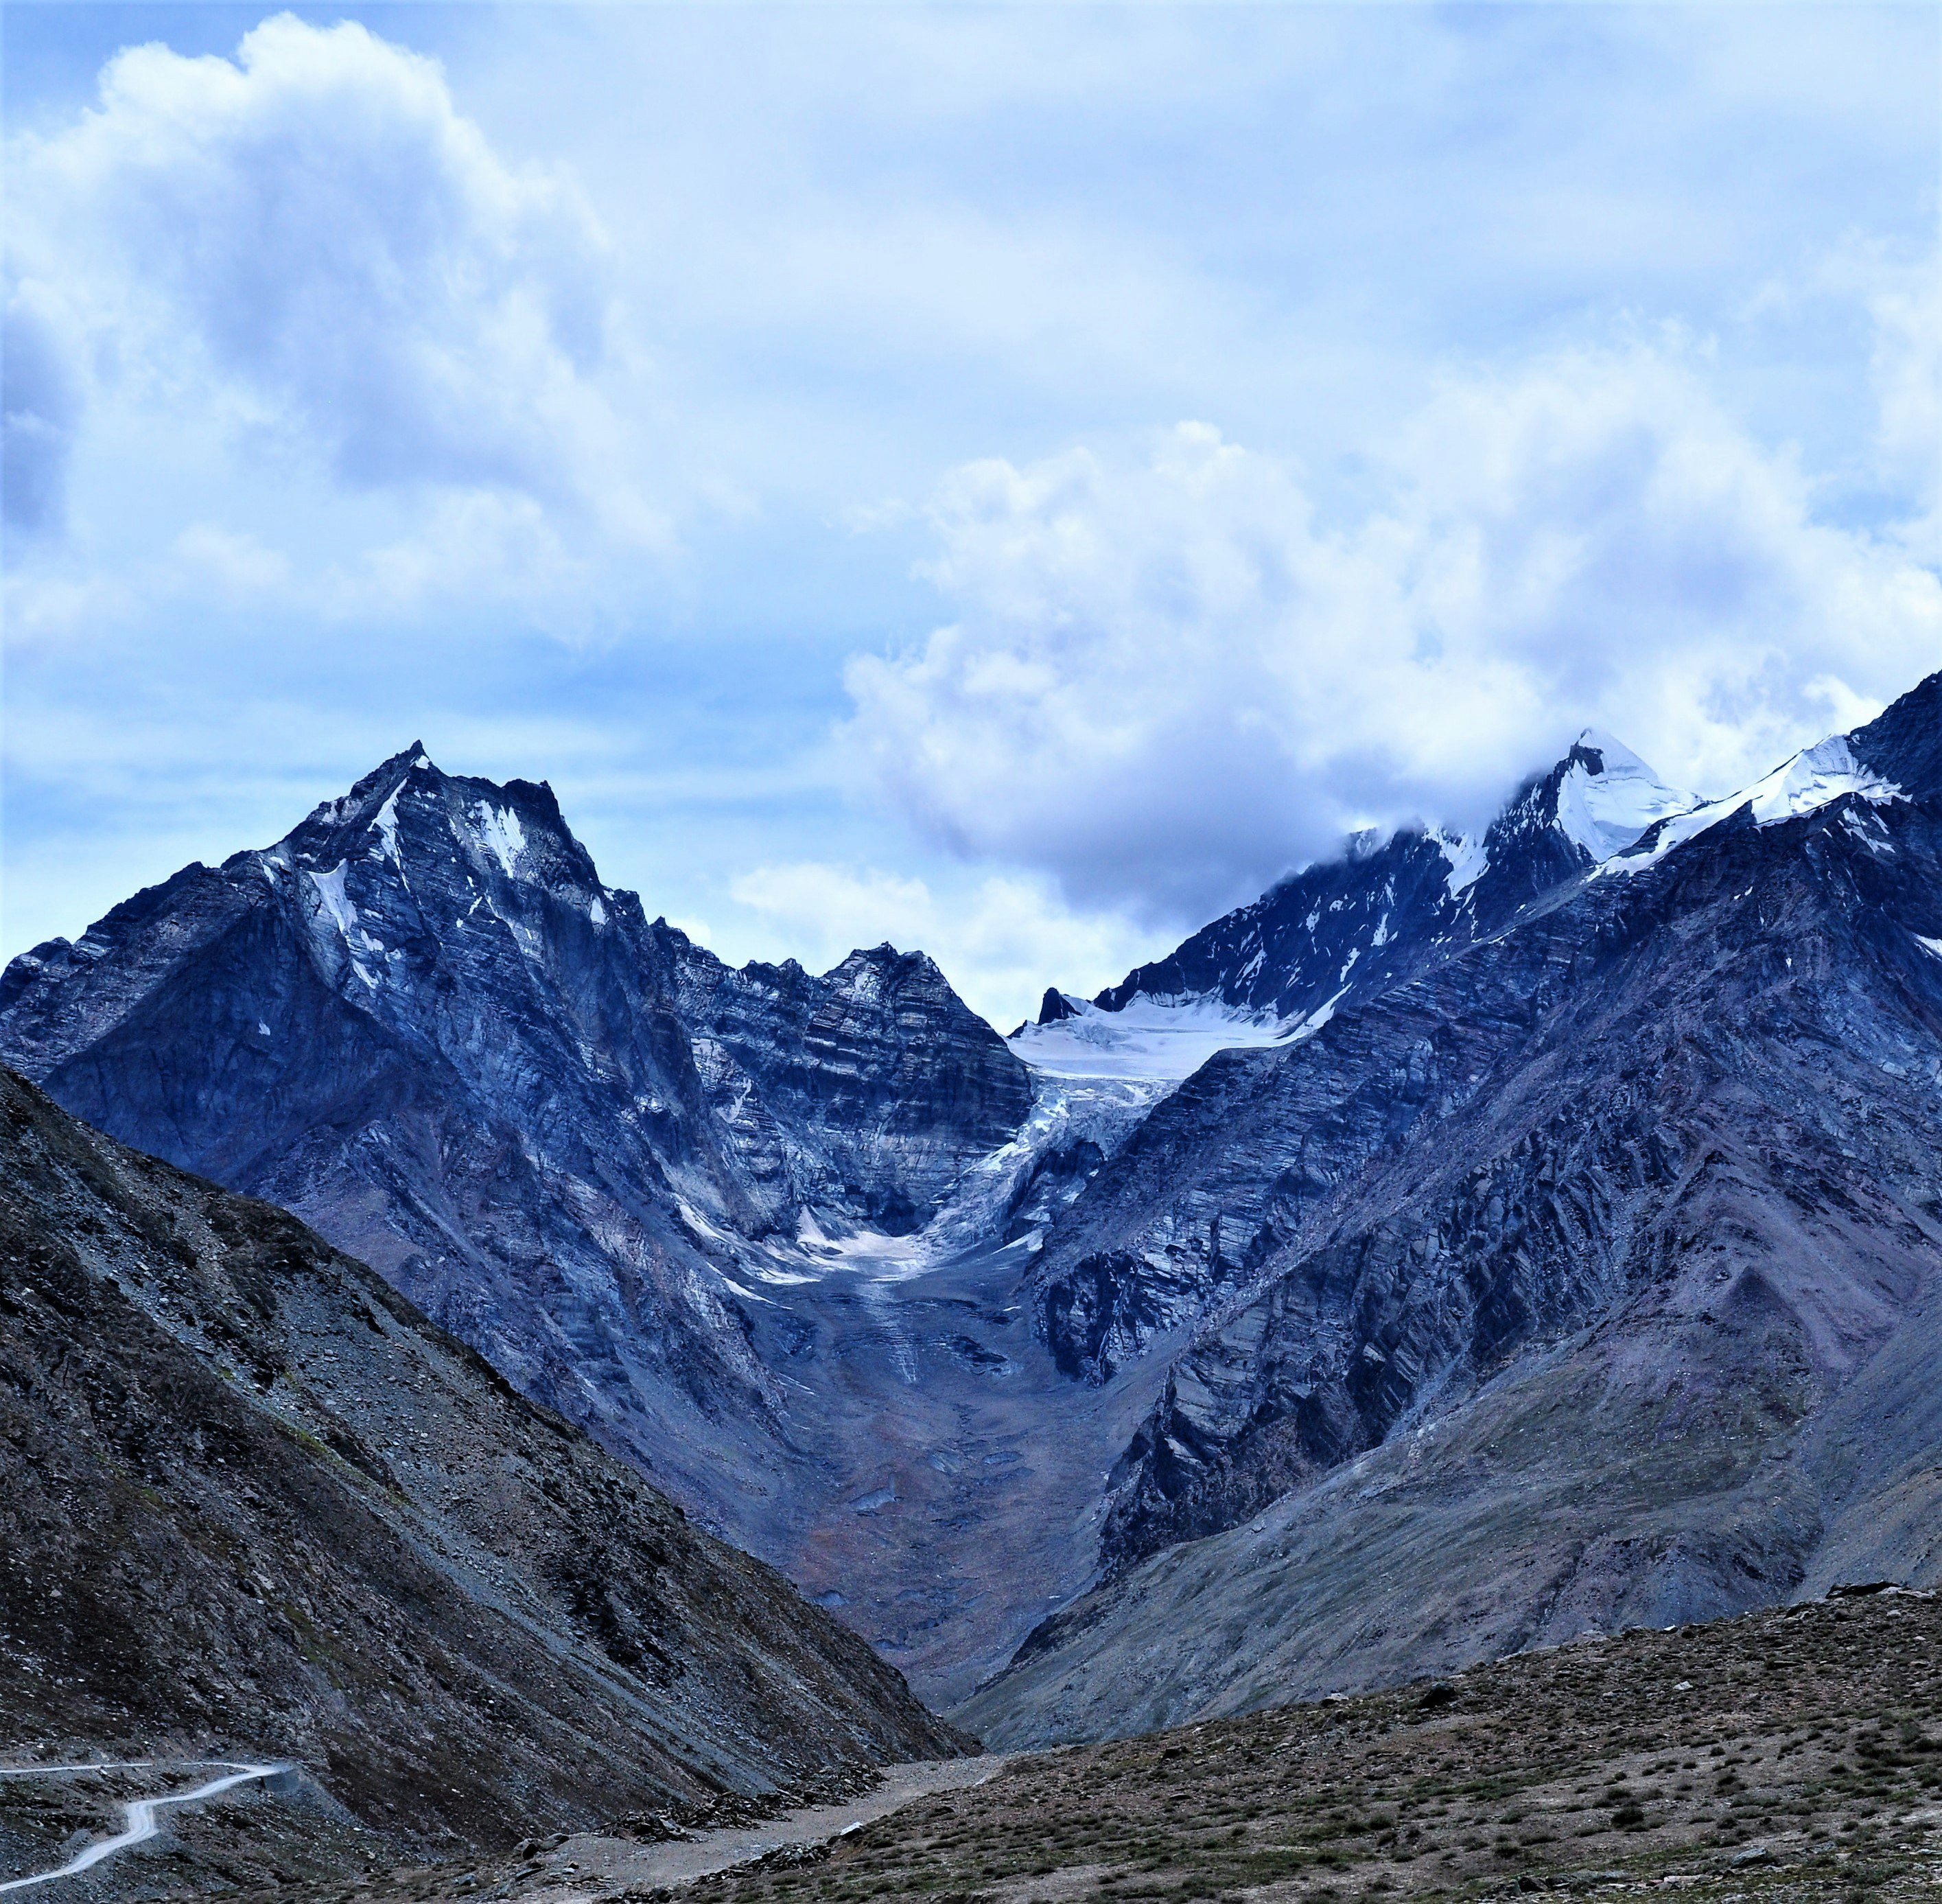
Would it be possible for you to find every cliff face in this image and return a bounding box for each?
[0,1067,964,1857]
[1081,791,1942,1573]
[670,940,1036,1235]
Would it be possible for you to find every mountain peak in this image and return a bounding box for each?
[1568,728,1651,778]
[1537,730,1695,863]
[1849,667,1942,802]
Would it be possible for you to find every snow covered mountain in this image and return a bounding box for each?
[1013,730,1698,1082]
[1022,697,1938,1387]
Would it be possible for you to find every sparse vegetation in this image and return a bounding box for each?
[593,1588,1940,1904]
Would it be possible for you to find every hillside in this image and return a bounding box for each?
[0,1067,963,1892]
[177,1586,1942,1901]
[666,1587,1942,1904]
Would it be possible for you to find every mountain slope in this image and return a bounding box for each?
[959,676,1942,1743]
[1025,684,1940,1391]
[0,750,1030,1529]
[0,1067,961,1860]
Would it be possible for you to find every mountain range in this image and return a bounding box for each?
[6,672,1941,1748]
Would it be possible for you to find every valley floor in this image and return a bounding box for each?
[10,1586,1937,1903]
[721,1230,1180,1709]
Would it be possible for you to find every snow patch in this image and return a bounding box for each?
[371,784,406,867]
[1554,730,1698,861]
[307,862,358,939]
[1840,807,1895,857]
[1602,736,1902,879]
[1434,828,1488,898]
[588,895,608,927]
[469,801,528,879]
[786,1208,928,1280]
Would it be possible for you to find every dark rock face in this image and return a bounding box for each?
[1022,732,1699,1380]
[1092,795,1942,1575]
[1095,826,1464,1028]
[670,942,1032,1236]
[1036,987,1082,1025]
[0,1068,963,1855]
[1031,686,1941,1404]
[0,749,1029,1531]
[1844,667,1942,800]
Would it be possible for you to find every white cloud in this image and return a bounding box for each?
[176,522,288,594]
[7,14,620,531]
[725,861,1166,1033]
[2,284,82,533]
[845,331,1942,922]
[1860,261,1941,548]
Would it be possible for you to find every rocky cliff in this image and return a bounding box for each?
[0,750,1030,1528]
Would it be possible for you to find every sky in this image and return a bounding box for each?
[3,2,1939,1032]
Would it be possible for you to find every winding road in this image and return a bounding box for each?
[0,1761,285,1893]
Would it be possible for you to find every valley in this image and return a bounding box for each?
[16,1585,1932,1901]
[718,1232,1174,1708]
[4,673,1942,1892]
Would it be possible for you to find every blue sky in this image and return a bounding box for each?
[4,3,1938,1028]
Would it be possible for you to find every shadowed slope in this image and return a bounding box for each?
[0,1068,964,1867]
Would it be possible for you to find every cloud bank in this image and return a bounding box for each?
[845,325,1941,922]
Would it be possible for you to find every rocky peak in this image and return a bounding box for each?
[1847,666,1942,800]
[0,748,1034,1532]
[1054,727,1699,1070]
[1469,729,1695,900]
